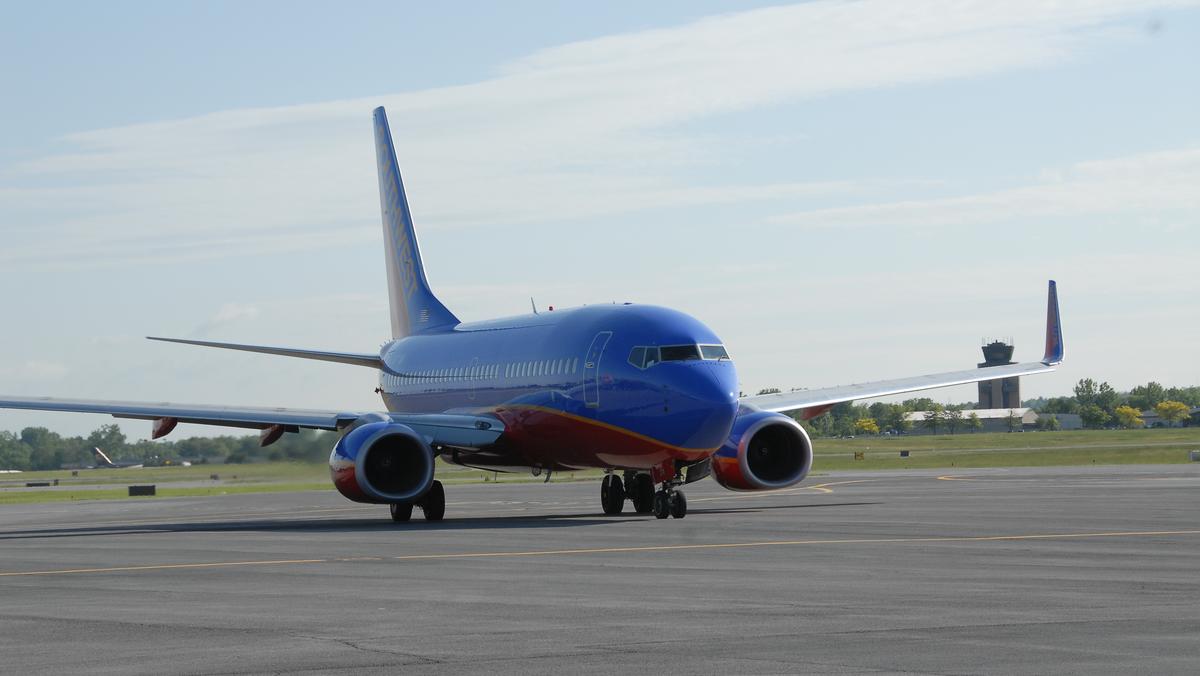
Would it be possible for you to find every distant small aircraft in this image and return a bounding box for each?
[92,447,143,470]
[0,107,1064,522]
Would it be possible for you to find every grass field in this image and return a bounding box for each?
[1,428,1196,504]
[811,427,1200,470]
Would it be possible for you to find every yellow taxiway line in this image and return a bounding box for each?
[3,528,1198,578]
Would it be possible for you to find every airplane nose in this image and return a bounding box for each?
[673,363,738,449]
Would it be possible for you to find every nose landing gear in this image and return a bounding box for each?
[652,480,687,519]
[602,471,686,519]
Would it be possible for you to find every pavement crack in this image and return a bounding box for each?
[294,634,444,664]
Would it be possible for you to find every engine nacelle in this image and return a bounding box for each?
[329,421,435,504]
[711,410,813,491]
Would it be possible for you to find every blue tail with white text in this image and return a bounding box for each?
[373,106,460,338]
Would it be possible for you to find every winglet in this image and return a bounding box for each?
[1042,280,1064,365]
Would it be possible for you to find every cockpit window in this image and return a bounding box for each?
[630,344,729,368]
[628,346,645,369]
[659,345,701,362]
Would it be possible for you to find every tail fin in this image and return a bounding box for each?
[93,447,116,468]
[373,107,459,338]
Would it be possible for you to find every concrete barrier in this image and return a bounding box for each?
[128,485,156,497]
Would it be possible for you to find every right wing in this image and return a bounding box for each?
[742,280,1063,418]
[0,396,503,449]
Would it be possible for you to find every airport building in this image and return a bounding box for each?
[902,408,1082,434]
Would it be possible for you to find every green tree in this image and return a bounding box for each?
[0,431,32,470]
[882,404,912,434]
[966,412,983,433]
[1038,396,1080,415]
[1114,405,1144,429]
[1035,414,1061,431]
[854,418,880,435]
[1074,379,1119,413]
[1127,382,1166,410]
[922,405,944,435]
[945,408,963,435]
[1164,386,1200,407]
[1005,409,1021,432]
[1155,400,1191,428]
[1079,404,1111,429]
[755,387,781,396]
[21,427,66,470]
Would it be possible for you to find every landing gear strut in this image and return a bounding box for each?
[601,474,625,515]
[390,479,445,523]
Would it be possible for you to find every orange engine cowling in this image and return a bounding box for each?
[329,421,435,504]
[711,410,813,491]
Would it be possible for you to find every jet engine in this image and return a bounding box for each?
[711,410,813,491]
[329,421,435,504]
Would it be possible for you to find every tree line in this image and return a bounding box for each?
[763,379,1199,438]
[0,424,338,472]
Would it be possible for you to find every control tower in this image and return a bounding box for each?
[978,339,1020,409]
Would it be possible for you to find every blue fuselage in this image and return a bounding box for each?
[377,304,739,472]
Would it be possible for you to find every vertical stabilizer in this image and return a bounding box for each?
[93,447,116,468]
[373,107,460,338]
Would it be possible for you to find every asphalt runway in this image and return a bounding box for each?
[2,465,1198,675]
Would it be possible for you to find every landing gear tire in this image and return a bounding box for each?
[419,480,445,521]
[630,474,655,514]
[601,474,626,515]
[669,490,687,519]
[652,490,670,519]
[390,502,413,523]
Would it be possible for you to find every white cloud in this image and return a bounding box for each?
[3,0,1193,268]
[768,147,1200,229]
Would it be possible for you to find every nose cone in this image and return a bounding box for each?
[671,362,739,449]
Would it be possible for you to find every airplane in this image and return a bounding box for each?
[91,447,144,469]
[0,107,1064,522]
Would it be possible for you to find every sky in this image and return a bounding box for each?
[1,0,1198,439]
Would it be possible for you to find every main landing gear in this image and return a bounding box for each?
[390,480,445,523]
[600,472,686,519]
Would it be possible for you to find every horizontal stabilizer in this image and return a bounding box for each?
[148,337,383,369]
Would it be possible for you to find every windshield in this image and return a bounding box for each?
[700,344,730,360]
[659,345,701,362]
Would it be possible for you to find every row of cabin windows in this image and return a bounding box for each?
[384,357,580,389]
[505,357,578,380]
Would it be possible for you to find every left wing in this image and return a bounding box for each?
[743,280,1063,419]
[0,396,503,449]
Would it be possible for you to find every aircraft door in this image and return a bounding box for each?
[469,357,480,401]
[583,331,613,409]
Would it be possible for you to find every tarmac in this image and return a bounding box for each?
[1,464,1198,675]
